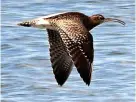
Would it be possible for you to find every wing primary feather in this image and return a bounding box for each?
[52,21,94,85]
[47,29,73,86]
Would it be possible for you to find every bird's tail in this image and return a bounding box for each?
[17,17,51,29]
[17,19,36,27]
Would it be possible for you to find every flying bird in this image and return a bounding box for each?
[17,12,125,86]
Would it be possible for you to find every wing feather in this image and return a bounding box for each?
[47,29,73,86]
[54,20,94,85]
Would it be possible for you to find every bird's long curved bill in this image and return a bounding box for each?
[104,18,126,25]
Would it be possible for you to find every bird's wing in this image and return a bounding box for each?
[47,29,73,86]
[54,20,94,85]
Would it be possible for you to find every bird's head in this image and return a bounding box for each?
[89,14,125,28]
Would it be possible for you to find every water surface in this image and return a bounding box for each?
[1,0,135,102]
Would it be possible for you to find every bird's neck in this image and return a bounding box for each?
[83,17,98,31]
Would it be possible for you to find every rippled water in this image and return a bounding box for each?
[1,0,135,102]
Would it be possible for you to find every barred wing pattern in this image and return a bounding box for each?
[54,20,94,85]
[47,29,73,86]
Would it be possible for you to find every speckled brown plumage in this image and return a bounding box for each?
[18,12,125,86]
[47,29,73,86]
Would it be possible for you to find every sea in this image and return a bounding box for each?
[1,0,135,102]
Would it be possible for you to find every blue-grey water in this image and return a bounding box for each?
[1,0,135,102]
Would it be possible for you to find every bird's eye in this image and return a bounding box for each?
[99,15,104,20]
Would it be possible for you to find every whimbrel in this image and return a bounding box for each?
[17,12,125,86]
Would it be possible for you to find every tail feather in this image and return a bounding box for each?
[17,21,34,27]
[17,17,51,29]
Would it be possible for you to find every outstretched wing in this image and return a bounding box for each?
[47,29,73,86]
[55,20,94,85]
